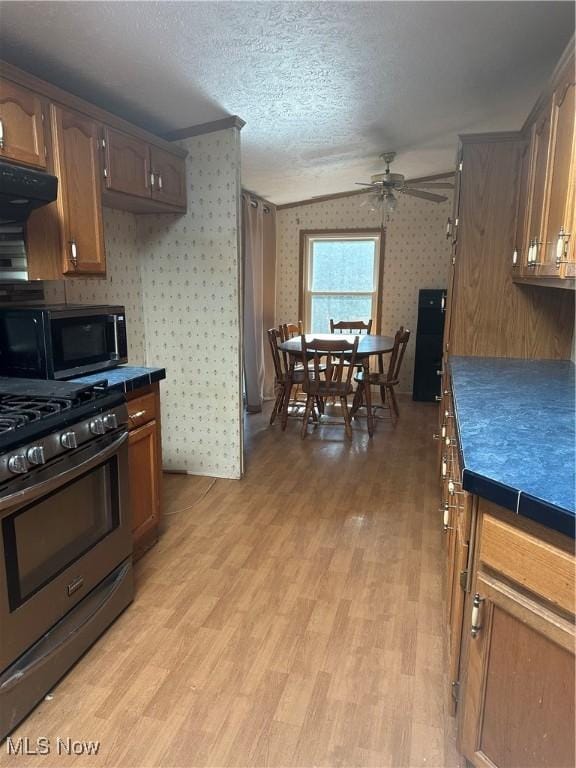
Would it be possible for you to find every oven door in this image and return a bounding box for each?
[48,312,128,379]
[0,430,131,671]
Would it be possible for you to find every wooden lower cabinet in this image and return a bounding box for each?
[127,385,163,559]
[457,504,576,768]
[460,570,575,768]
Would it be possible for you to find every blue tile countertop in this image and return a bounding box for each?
[70,366,166,394]
[449,356,575,538]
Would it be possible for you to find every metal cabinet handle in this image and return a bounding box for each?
[435,395,442,402]
[556,227,571,267]
[512,248,518,266]
[0,118,4,149]
[471,593,484,638]
[446,217,452,239]
[69,240,78,268]
[157,174,163,190]
[441,456,448,478]
[441,294,446,312]
[150,172,155,188]
[129,409,147,422]
[441,502,455,533]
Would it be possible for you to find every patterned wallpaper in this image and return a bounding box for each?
[276,192,453,392]
[138,128,243,479]
[59,208,147,364]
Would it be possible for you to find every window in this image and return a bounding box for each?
[300,231,383,333]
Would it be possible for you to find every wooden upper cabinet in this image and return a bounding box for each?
[0,79,47,169]
[511,139,531,274]
[523,99,553,276]
[150,146,187,209]
[103,126,151,199]
[544,56,575,278]
[51,105,106,275]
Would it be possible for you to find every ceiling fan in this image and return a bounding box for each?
[356,152,454,214]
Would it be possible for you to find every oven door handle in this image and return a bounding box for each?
[0,431,128,516]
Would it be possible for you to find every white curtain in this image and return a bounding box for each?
[242,193,265,412]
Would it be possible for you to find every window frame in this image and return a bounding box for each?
[298,228,386,334]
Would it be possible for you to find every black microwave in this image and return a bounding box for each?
[0,304,128,380]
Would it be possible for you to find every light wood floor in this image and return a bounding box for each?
[1,398,459,768]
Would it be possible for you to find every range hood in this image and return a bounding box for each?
[0,162,58,281]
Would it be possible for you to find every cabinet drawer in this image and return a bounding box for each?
[479,509,575,615]
[127,391,157,429]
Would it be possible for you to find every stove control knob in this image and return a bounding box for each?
[61,431,78,450]
[103,413,118,431]
[27,445,45,466]
[90,417,105,435]
[8,454,28,474]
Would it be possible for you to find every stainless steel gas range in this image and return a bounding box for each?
[0,378,133,740]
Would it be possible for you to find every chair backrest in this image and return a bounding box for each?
[267,328,286,382]
[280,321,303,341]
[330,319,373,335]
[301,335,359,394]
[386,327,411,384]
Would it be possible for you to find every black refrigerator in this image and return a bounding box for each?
[412,288,447,401]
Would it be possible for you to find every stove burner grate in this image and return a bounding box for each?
[0,395,73,434]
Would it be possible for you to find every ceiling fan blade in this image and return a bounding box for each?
[405,171,455,184]
[402,188,448,203]
[354,182,379,187]
[404,182,454,189]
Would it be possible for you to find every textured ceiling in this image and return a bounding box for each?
[1,1,574,204]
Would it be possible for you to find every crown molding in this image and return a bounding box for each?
[163,115,246,141]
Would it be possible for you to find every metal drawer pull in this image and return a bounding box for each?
[129,409,147,421]
[442,502,455,532]
[158,174,163,190]
[0,119,4,149]
[69,240,78,268]
[471,593,484,638]
[150,172,155,188]
[435,395,442,402]
[441,425,447,439]
[441,457,448,478]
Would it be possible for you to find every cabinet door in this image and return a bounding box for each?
[51,105,106,275]
[523,101,553,276]
[446,490,473,715]
[511,139,531,276]
[544,58,575,278]
[0,79,47,169]
[128,419,160,551]
[150,146,187,209]
[103,126,151,199]
[460,572,575,768]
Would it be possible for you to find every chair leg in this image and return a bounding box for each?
[388,385,400,417]
[270,386,284,425]
[341,397,353,439]
[380,384,387,405]
[315,395,325,415]
[351,381,364,416]
[301,395,314,439]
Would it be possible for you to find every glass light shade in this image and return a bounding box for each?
[386,193,398,212]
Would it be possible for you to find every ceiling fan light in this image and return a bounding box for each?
[386,193,398,212]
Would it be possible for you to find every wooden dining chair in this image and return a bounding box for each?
[267,328,307,425]
[300,335,359,439]
[280,321,303,341]
[329,319,373,335]
[352,326,410,419]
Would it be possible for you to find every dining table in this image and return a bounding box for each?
[277,333,395,436]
